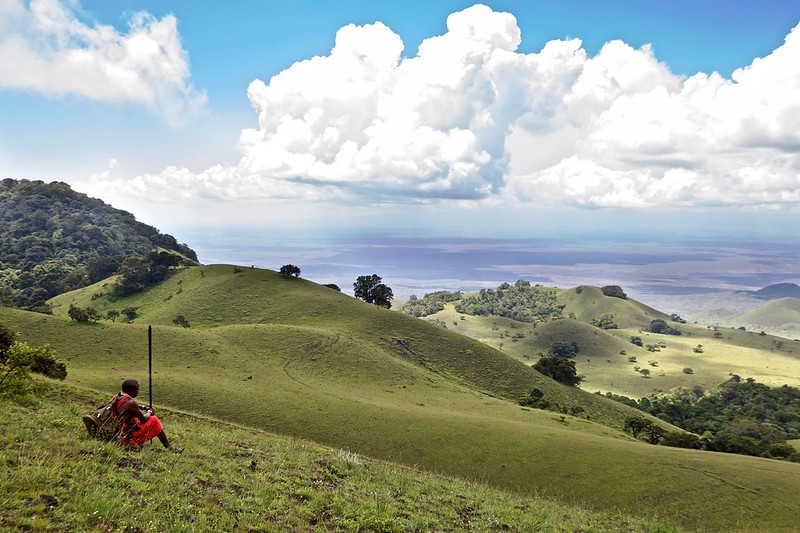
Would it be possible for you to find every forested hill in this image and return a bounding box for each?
[0,179,197,311]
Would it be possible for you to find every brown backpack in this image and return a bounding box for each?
[82,401,122,441]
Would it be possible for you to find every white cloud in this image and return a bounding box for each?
[96,4,800,209]
[0,0,206,124]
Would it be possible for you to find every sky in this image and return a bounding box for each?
[2,0,800,301]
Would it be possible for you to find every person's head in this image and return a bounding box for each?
[122,378,140,397]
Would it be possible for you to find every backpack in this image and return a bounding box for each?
[82,401,122,441]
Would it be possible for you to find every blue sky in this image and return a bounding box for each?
[2,1,800,296]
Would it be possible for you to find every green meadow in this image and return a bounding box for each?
[2,382,678,532]
[2,266,800,530]
[425,285,800,398]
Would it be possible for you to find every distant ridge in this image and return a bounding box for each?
[752,283,800,300]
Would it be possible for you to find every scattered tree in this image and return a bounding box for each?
[172,315,190,328]
[353,274,393,309]
[533,356,582,386]
[647,319,681,335]
[590,313,618,330]
[324,283,341,291]
[629,336,643,346]
[683,367,694,374]
[279,264,301,277]
[121,306,139,320]
[547,341,580,358]
[67,304,101,323]
[106,310,120,323]
[601,285,627,299]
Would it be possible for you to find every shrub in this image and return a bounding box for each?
[172,315,190,328]
[683,367,694,374]
[629,336,643,347]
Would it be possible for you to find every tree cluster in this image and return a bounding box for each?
[453,281,564,323]
[397,291,463,317]
[647,319,681,336]
[354,275,393,308]
[279,264,301,277]
[603,376,800,460]
[0,179,197,312]
[532,356,582,386]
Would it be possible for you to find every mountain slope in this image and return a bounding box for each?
[0,179,197,311]
[2,266,800,529]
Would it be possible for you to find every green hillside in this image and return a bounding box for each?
[2,266,800,530]
[0,179,197,311]
[2,381,677,532]
[419,285,800,398]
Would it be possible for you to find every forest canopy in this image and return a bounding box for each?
[0,179,197,311]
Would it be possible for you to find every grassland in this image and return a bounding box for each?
[424,285,800,398]
[1,381,679,532]
[2,266,800,530]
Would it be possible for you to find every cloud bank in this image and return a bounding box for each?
[0,0,206,124]
[96,4,800,208]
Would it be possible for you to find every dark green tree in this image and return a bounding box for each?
[601,285,627,299]
[353,274,393,309]
[648,319,681,335]
[533,356,582,386]
[279,264,301,277]
[547,341,580,358]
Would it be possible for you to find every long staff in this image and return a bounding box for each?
[148,325,153,408]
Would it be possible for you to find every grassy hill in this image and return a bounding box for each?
[709,297,800,339]
[420,286,800,398]
[2,381,678,532]
[2,266,800,530]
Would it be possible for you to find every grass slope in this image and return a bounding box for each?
[2,381,677,532]
[425,286,800,398]
[1,267,799,529]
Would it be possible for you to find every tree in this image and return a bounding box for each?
[323,283,341,291]
[601,285,627,299]
[648,319,681,335]
[279,264,301,277]
[172,315,190,328]
[106,310,120,323]
[0,341,67,391]
[533,356,582,386]
[353,274,393,309]
[547,341,580,358]
[624,416,652,439]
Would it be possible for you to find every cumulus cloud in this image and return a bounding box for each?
[102,4,800,208]
[0,0,206,124]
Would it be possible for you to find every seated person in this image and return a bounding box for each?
[112,378,182,453]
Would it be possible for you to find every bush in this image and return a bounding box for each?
[172,315,190,328]
[0,341,67,398]
[683,367,694,374]
[629,336,643,347]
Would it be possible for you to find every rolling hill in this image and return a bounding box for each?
[693,297,800,340]
[408,285,800,399]
[2,265,800,530]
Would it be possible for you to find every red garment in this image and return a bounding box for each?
[119,415,163,446]
[111,392,161,445]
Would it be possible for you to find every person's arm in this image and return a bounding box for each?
[125,400,152,423]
